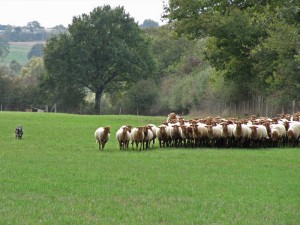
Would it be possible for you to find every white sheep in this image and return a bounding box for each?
[286,122,300,147]
[191,124,208,148]
[170,124,182,147]
[94,126,110,150]
[147,124,158,147]
[180,125,192,147]
[156,125,169,148]
[167,112,179,123]
[233,121,251,148]
[206,124,222,148]
[143,126,154,149]
[248,125,269,148]
[116,125,131,150]
[131,127,145,150]
[270,123,287,147]
[221,122,235,147]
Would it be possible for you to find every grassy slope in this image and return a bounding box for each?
[3,42,43,65]
[0,112,300,224]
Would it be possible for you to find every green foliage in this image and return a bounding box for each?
[251,21,300,109]
[51,25,68,34]
[1,112,300,224]
[0,37,9,61]
[9,60,22,75]
[20,57,45,87]
[26,20,43,32]
[125,79,159,115]
[44,5,156,114]
[159,65,212,114]
[1,22,67,42]
[165,0,300,112]
[0,60,46,111]
[140,19,159,28]
[145,25,197,75]
[3,42,34,65]
[27,43,44,60]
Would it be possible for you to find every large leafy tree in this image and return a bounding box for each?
[165,0,300,110]
[27,21,43,32]
[44,5,156,113]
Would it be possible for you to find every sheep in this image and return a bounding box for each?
[143,126,154,149]
[170,124,182,147]
[156,125,169,148]
[191,124,208,148]
[221,122,235,148]
[248,125,268,148]
[232,121,251,148]
[131,127,145,151]
[94,126,110,150]
[167,112,179,123]
[147,124,158,147]
[15,125,23,139]
[286,122,300,147]
[116,125,131,150]
[206,124,222,148]
[270,123,287,147]
[180,125,190,147]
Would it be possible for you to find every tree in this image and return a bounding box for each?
[21,57,45,87]
[251,21,300,111]
[144,25,198,76]
[140,19,159,28]
[10,60,22,75]
[50,25,68,34]
[44,5,156,114]
[164,0,300,112]
[27,21,43,32]
[0,37,9,61]
[27,43,44,60]
[125,79,158,115]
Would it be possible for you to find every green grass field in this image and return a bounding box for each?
[1,112,300,224]
[3,42,44,65]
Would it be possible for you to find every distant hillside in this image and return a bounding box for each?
[3,42,45,65]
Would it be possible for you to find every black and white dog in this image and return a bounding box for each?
[15,126,23,139]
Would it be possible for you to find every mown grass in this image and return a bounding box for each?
[0,112,300,224]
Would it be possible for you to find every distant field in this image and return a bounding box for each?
[0,112,300,224]
[2,41,45,65]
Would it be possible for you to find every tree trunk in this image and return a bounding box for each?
[95,89,103,114]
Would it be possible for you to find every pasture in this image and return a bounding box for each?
[3,42,44,65]
[0,112,300,224]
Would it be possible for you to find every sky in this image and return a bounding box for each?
[0,0,168,28]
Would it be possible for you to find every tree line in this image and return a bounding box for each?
[1,2,300,117]
[0,21,68,42]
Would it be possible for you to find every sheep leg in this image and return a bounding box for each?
[101,141,106,150]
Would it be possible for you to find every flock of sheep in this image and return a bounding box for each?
[94,112,300,150]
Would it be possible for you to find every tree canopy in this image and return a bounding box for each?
[43,5,156,113]
[165,0,300,110]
